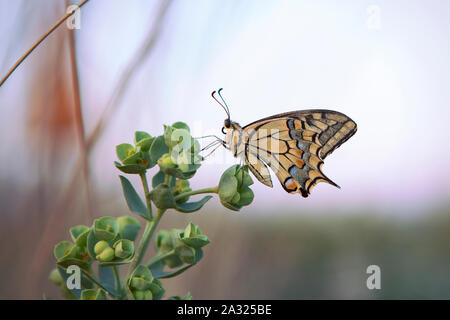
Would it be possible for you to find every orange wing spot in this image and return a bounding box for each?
[289,148,303,158]
[285,153,305,168]
[285,178,298,191]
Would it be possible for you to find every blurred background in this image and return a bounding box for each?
[1,0,450,299]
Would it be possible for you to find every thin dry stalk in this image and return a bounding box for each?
[0,0,90,87]
[28,0,173,297]
[66,0,93,223]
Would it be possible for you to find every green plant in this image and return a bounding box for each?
[49,122,254,300]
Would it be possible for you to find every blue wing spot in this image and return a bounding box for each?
[288,165,297,176]
[297,141,304,150]
[287,119,295,130]
[302,152,308,161]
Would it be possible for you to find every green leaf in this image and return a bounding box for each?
[122,151,144,166]
[117,216,141,241]
[70,225,90,247]
[136,138,153,153]
[172,122,190,132]
[93,216,119,241]
[160,165,198,180]
[54,241,74,260]
[98,266,116,295]
[149,279,165,300]
[56,266,94,299]
[135,131,151,143]
[115,161,146,174]
[152,170,165,188]
[150,135,169,164]
[149,260,196,279]
[119,175,149,220]
[176,196,213,213]
[182,234,210,249]
[116,144,135,162]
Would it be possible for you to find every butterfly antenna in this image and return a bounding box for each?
[211,90,230,120]
[217,88,231,119]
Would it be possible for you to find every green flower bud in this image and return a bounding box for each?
[181,223,210,249]
[235,165,254,188]
[238,186,254,206]
[81,289,108,300]
[128,265,153,291]
[173,179,192,203]
[164,125,175,149]
[177,161,190,172]
[176,245,196,264]
[54,241,91,269]
[133,289,153,300]
[158,153,177,169]
[94,241,115,262]
[149,279,165,300]
[218,165,255,211]
[156,230,173,252]
[49,268,63,286]
[155,229,183,268]
[149,184,176,210]
[93,217,118,241]
[113,239,134,259]
[231,192,240,205]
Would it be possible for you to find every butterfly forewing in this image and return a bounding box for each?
[242,110,357,197]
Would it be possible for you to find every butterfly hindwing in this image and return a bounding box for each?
[242,110,356,197]
[245,151,273,187]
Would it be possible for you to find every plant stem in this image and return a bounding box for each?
[140,172,153,220]
[112,266,122,296]
[126,210,164,283]
[146,249,176,268]
[174,186,218,201]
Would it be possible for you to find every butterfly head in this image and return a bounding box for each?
[222,118,239,134]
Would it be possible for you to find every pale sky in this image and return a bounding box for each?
[1,0,450,215]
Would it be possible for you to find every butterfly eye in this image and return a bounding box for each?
[222,127,227,134]
[224,119,231,128]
